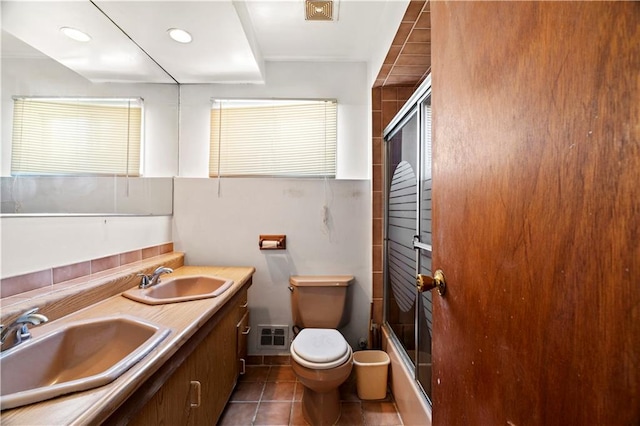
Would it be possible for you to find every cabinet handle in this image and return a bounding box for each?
[240,301,248,308]
[240,358,246,375]
[242,326,251,335]
[190,381,201,408]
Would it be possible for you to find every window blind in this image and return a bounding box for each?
[209,99,337,177]
[11,98,142,176]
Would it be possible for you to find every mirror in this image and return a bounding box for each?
[1,3,178,216]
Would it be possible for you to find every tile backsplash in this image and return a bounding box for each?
[0,242,173,298]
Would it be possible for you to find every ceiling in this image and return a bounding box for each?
[1,0,409,84]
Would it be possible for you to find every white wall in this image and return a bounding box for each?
[173,177,371,354]
[179,61,370,180]
[175,61,373,354]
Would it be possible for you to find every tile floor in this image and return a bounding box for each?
[219,364,404,426]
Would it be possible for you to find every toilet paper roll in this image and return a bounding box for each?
[261,240,279,249]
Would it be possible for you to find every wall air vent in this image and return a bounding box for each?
[305,0,334,21]
[258,325,289,348]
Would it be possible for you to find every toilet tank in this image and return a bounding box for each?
[290,275,354,329]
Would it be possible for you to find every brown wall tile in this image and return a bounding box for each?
[141,245,160,259]
[372,190,383,219]
[397,86,417,101]
[372,298,384,325]
[372,245,383,273]
[373,272,383,299]
[403,0,426,22]
[2,242,174,299]
[385,74,429,86]
[401,42,431,56]
[383,46,401,65]
[392,22,414,46]
[373,218,383,246]
[119,250,142,266]
[263,355,291,365]
[382,101,400,127]
[372,111,383,136]
[372,137,383,166]
[392,64,431,76]
[372,165,383,192]
[415,11,431,29]
[395,54,430,67]
[53,261,91,284]
[408,28,431,43]
[381,87,398,101]
[158,242,174,254]
[1,269,51,298]
[91,255,119,274]
[372,87,382,111]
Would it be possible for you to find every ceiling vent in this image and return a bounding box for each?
[305,0,334,21]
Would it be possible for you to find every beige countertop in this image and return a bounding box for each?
[0,264,255,425]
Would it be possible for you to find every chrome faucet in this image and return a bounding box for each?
[0,308,48,352]
[139,266,173,289]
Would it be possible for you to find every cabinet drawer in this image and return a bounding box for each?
[237,288,249,322]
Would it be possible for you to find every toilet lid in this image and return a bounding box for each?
[291,328,350,369]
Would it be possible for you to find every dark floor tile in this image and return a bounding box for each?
[241,366,271,383]
[254,401,292,426]
[337,401,364,426]
[267,365,297,382]
[230,382,265,402]
[262,382,296,401]
[362,401,403,426]
[218,402,257,425]
[339,371,360,402]
[290,401,310,426]
[294,382,304,401]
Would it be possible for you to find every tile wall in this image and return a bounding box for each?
[370,0,431,330]
[0,242,174,298]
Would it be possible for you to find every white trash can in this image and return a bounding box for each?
[353,350,390,400]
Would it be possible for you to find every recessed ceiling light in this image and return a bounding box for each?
[60,27,91,42]
[167,28,192,44]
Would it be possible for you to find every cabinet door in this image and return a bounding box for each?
[130,306,238,426]
[190,307,238,425]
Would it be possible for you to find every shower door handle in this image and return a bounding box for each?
[417,269,446,296]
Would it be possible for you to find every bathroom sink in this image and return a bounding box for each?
[122,275,234,305]
[0,315,169,410]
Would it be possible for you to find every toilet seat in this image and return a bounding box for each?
[290,328,351,370]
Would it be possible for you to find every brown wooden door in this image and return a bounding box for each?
[430,2,639,425]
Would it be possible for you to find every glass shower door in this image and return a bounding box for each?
[416,94,433,397]
[384,77,433,404]
[385,110,419,367]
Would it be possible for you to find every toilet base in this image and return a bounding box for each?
[301,387,341,426]
[291,350,353,426]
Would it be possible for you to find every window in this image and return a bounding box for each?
[209,99,337,177]
[11,97,143,176]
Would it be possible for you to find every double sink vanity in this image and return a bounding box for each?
[0,252,254,425]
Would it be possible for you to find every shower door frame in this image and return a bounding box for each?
[382,75,433,405]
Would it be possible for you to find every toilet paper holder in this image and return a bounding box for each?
[259,235,286,250]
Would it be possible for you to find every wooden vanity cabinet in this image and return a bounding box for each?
[237,286,250,375]
[110,278,252,426]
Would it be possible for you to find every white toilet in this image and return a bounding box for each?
[289,275,354,426]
